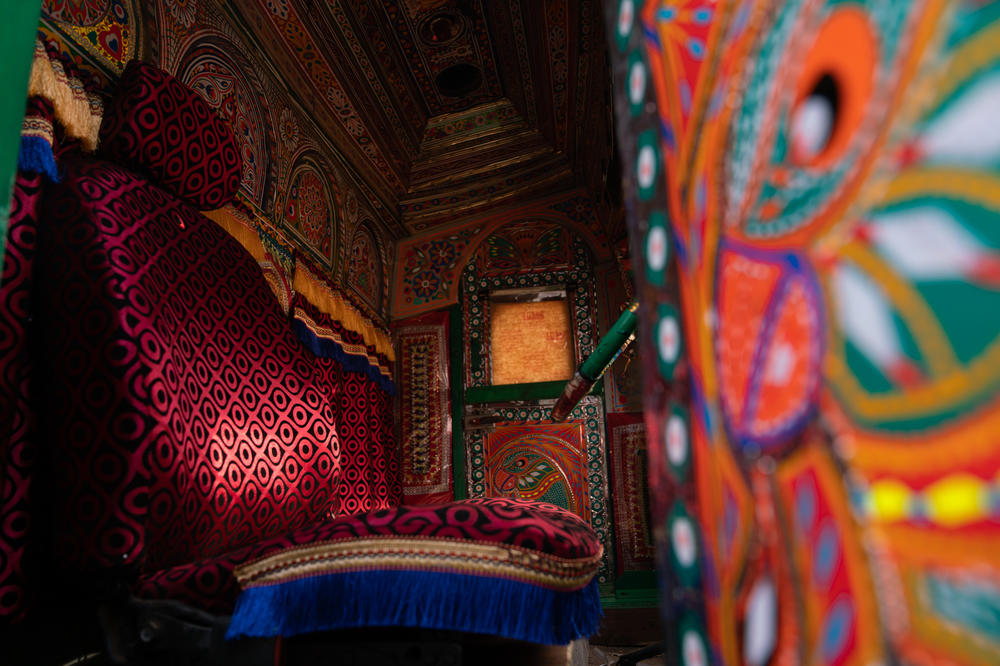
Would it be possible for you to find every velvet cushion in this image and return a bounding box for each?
[0,172,44,624]
[226,497,603,645]
[99,60,242,210]
[137,498,601,620]
[37,157,341,575]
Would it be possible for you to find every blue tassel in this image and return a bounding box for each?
[226,569,602,645]
[18,135,60,182]
[294,318,396,395]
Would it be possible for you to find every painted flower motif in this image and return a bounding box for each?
[345,189,359,224]
[427,240,458,268]
[166,0,197,28]
[636,1,1000,664]
[348,227,381,311]
[412,269,442,301]
[278,107,299,155]
[45,0,110,26]
[286,170,331,258]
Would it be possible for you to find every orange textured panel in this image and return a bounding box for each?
[490,300,573,385]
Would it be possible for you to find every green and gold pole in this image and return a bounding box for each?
[551,300,638,421]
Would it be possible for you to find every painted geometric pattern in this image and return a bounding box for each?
[399,224,484,314]
[395,312,452,504]
[474,220,573,276]
[609,0,1000,664]
[238,0,401,189]
[422,103,520,141]
[347,224,383,315]
[464,234,596,388]
[608,414,655,574]
[466,397,613,585]
[380,0,501,115]
[285,168,332,262]
[39,0,141,92]
[394,192,611,319]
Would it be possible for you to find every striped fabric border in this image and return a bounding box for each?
[234,535,603,593]
[294,305,395,393]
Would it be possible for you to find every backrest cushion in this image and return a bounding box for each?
[99,60,242,211]
[0,171,44,624]
[37,157,340,573]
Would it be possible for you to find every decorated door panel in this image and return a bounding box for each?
[457,221,618,588]
[393,311,453,505]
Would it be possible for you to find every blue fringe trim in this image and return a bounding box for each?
[18,135,60,182]
[294,318,396,395]
[226,570,602,645]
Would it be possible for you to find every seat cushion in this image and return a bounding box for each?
[137,497,601,616]
[99,60,242,210]
[224,497,603,645]
[134,520,330,615]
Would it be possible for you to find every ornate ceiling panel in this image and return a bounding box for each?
[223,0,617,237]
[379,0,502,115]
[219,0,411,201]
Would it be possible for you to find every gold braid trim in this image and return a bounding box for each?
[293,261,394,361]
[234,536,602,592]
[27,41,103,151]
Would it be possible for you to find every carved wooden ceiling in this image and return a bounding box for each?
[220,0,619,236]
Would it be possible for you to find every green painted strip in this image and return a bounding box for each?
[926,573,1000,638]
[0,1,43,275]
[450,305,466,500]
[599,593,661,609]
[465,381,567,404]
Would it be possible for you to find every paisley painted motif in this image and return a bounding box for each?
[613,0,1000,663]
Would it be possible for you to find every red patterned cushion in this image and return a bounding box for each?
[0,173,43,624]
[285,496,602,560]
[99,60,242,210]
[136,497,601,618]
[37,157,340,575]
[226,497,603,643]
[313,354,401,518]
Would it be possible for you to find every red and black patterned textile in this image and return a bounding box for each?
[35,156,341,576]
[372,383,401,510]
[301,296,399,517]
[305,496,601,559]
[99,60,242,211]
[336,364,400,515]
[135,496,600,614]
[0,173,43,623]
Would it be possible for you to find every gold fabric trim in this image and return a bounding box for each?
[294,306,392,378]
[27,40,103,151]
[234,536,602,592]
[293,261,394,361]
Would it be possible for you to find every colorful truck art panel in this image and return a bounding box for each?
[484,422,590,521]
[608,0,1000,664]
[607,412,655,574]
[394,310,453,505]
[466,397,614,585]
